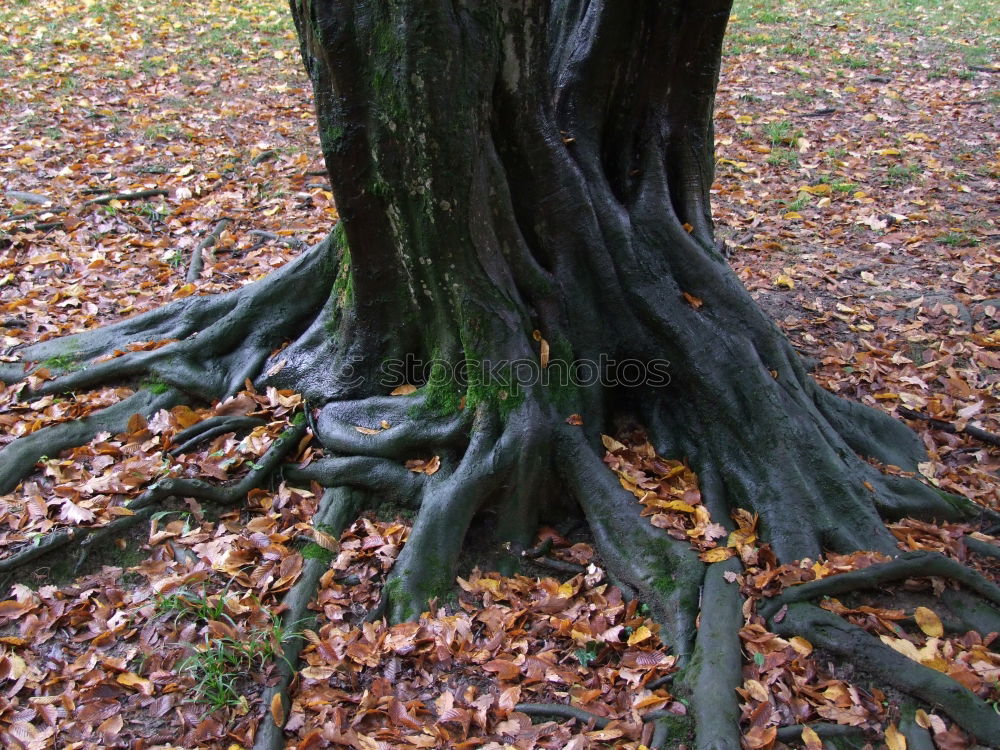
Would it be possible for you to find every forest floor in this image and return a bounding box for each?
[0,0,997,748]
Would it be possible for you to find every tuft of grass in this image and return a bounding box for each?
[767,148,799,167]
[885,163,922,185]
[762,120,802,145]
[157,587,297,711]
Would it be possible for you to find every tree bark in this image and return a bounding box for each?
[283,0,972,580]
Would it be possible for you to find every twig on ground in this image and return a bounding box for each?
[514,703,611,729]
[187,218,232,282]
[898,406,1000,448]
[84,189,169,206]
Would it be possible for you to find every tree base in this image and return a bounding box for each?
[2,230,999,748]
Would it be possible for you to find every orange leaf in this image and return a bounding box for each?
[682,291,704,309]
[271,693,285,726]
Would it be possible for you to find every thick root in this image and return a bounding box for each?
[759,550,1000,618]
[376,406,506,622]
[771,603,1000,745]
[253,486,368,750]
[685,559,744,750]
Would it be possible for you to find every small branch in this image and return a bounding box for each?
[187,218,232,282]
[898,406,1000,448]
[802,107,838,117]
[84,189,169,206]
[515,703,610,729]
[253,486,366,750]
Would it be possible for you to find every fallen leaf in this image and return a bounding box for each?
[914,606,943,637]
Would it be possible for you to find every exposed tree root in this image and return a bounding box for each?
[169,415,268,456]
[684,558,744,750]
[253,485,368,750]
[965,534,1000,560]
[2,223,999,748]
[514,702,612,729]
[898,405,1000,449]
[759,550,1000,618]
[0,388,182,495]
[0,417,306,575]
[770,603,1000,745]
[187,217,232,282]
[774,722,868,745]
[898,704,936,750]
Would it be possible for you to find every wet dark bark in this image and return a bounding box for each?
[286,0,971,567]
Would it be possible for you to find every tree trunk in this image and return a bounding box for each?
[283,0,971,610]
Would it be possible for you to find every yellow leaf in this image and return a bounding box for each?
[801,725,823,750]
[117,672,153,695]
[914,709,931,729]
[862,113,877,122]
[313,529,339,552]
[775,274,795,289]
[700,547,734,563]
[879,635,921,662]
[744,679,769,702]
[914,606,943,637]
[789,636,813,656]
[884,723,906,750]
[878,148,902,156]
[655,499,696,513]
[558,581,577,598]
[782,212,803,220]
[390,384,417,396]
[627,625,652,645]
[601,435,626,453]
[735,115,753,124]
